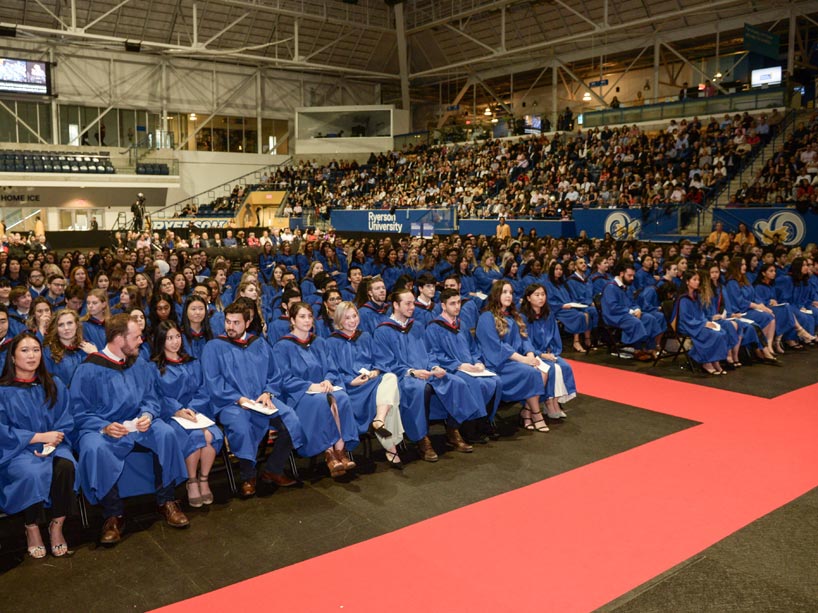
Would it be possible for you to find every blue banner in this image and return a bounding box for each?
[330,208,455,234]
[573,207,679,240]
[713,207,818,246]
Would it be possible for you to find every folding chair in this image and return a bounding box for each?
[652,299,696,371]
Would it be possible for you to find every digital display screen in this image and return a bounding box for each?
[751,66,782,88]
[0,58,51,95]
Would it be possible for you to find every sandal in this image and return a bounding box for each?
[385,449,403,470]
[25,524,46,560]
[519,408,534,431]
[198,474,214,505]
[48,519,70,557]
[371,418,393,438]
[573,341,587,353]
[530,410,550,433]
[186,478,203,508]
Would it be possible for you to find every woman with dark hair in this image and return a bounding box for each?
[700,263,744,366]
[0,332,77,558]
[743,253,760,285]
[315,288,342,338]
[475,280,550,432]
[278,241,299,279]
[127,308,153,363]
[724,257,777,360]
[521,284,577,417]
[544,261,593,352]
[754,262,801,351]
[180,295,213,359]
[148,292,179,332]
[27,297,53,341]
[259,240,276,284]
[111,284,139,315]
[156,275,183,320]
[502,259,524,299]
[318,242,346,284]
[297,241,317,281]
[43,309,95,385]
[172,271,190,302]
[151,320,223,507]
[134,272,153,311]
[456,256,477,296]
[274,302,359,478]
[676,271,730,374]
[776,256,818,344]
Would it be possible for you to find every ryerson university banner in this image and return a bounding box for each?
[330,208,455,234]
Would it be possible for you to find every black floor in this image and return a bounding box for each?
[1,347,816,613]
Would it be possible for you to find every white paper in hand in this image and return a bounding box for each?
[536,358,551,374]
[172,414,216,429]
[307,385,343,394]
[122,419,138,432]
[462,369,497,377]
[41,445,56,456]
[240,400,278,415]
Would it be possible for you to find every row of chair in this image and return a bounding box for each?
[136,162,171,175]
[0,152,115,174]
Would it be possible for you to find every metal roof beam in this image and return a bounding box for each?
[212,0,393,33]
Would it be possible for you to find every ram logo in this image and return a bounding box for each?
[752,211,806,245]
[604,211,641,240]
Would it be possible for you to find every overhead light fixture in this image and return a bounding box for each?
[124,40,141,53]
[189,113,197,121]
[483,106,492,116]
[714,71,723,79]
[491,117,499,124]
[582,91,592,101]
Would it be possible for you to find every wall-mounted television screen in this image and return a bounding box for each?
[751,66,782,88]
[0,57,51,96]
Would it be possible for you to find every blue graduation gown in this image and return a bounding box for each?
[724,280,774,329]
[775,276,816,335]
[676,295,729,363]
[358,301,390,336]
[274,335,358,456]
[267,315,292,345]
[325,330,384,433]
[200,335,303,463]
[565,273,600,328]
[0,379,78,515]
[425,317,498,419]
[474,267,502,293]
[753,282,796,340]
[382,265,405,292]
[590,273,612,296]
[545,279,592,334]
[7,309,29,336]
[600,281,663,346]
[70,354,187,504]
[259,254,276,283]
[182,331,209,360]
[82,318,107,351]
[152,357,224,458]
[372,319,477,440]
[412,300,437,328]
[523,312,577,403]
[0,337,11,373]
[43,345,87,387]
[475,311,544,403]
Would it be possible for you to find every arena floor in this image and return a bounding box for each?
[1,348,817,612]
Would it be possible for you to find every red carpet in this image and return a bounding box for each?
[154,364,818,613]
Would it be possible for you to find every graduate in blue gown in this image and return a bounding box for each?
[723,257,777,359]
[775,257,817,343]
[411,272,439,328]
[43,309,96,386]
[200,303,301,496]
[565,258,600,333]
[373,288,484,460]
[544,261,593,352]
[325,302,405,468]
[474,253,503,294]
[258,242,276,284]
[7,287,32,336]
[0,333,77,558]
[80,289,111,351]
[753,263,799,350]
[70,313,190,543]
[675,271,729,373]
[520,284,577,416]
[600,261,665,357]
[0,307,13,372]
[443,274,480,334]
[277,242,300,279]
[425,289,499,442]
[180,294,213,360]
[151,321,223,508]
[267,287,303,345]
[475,281,551,432]
[700,264,744,366]
[315,289,342,338]
[357,277,391,335]
[274,302,359,478]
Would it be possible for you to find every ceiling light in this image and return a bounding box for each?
[483,106,492,116]
[189,113,197,121]
[582,91,592,101]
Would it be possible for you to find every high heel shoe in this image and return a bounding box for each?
[25,524,46,559]
[530,410,550,433]
[186,478,203,508]
[370,418,392,438]
[519,408,534,430]
[48,519,71,557]
[797,328,817,344]
[385,450,403,470]
[572,341,587,353]
[199,474,214,505]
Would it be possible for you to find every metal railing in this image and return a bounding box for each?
[582,87,787,128]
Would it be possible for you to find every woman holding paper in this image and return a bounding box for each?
[520,284,577,416]
[753,263,801,351]
[151,320,222,507]
[275,303,359,478]
[326,301,405,468]
[475,281,550,432]
[676,271,729,375]
[543,261,593,353]
[724,257,777,360]
[0,332,77,558]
